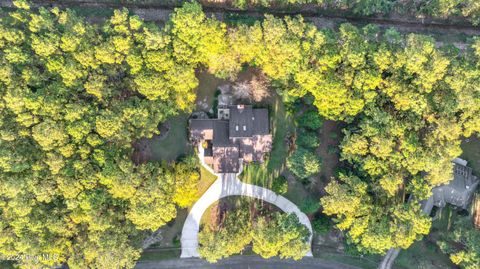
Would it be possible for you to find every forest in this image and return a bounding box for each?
[0,0,479,268]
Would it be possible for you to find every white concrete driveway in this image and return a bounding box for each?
[181,146,313,258]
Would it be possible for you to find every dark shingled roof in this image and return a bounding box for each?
[189,104,272,174]
[252,109,269,135]
[212,120,231,146]
[190,119,214,131]
[190,119,214,141]
[229,105,253,138]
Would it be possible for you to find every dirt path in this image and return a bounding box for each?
[315,120,342,193]
[1,0,479,40]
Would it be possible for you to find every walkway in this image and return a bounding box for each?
[180,145,313,258]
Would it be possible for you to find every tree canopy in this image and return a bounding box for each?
[0,1,202,268]
[198,207,310,263]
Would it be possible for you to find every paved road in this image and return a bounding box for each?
[181,145,313,258]
[135,256,361,269]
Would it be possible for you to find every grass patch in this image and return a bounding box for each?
[138,248,180,261]
[268,93,295,171]
[313,248,380,269]
[431,205,455,233]
[200,200,220,228]
[149,114,193,162]
[197,165,218,197]
[394,238,454,269]
[240,163,270,187]
[283,176,321,214]
[461,136,480,176]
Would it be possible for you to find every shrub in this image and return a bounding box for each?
[312,215,332,235]
[327,145,338,155]
[297,110,323,130]
[272,176,288,194]
[287,147,321,179]
[300,197,320,214]
[296,129,320,149]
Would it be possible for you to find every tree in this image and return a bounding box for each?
[297,110,324,130]
[251,213,310,260]
[2,1,479,267]
[272,176,288,195]
[320,174,432,254]
[172,156,201,208]
[198,209,252,263]
[437,218,480,269]
[0,2,208,268]
[287,147,321,179]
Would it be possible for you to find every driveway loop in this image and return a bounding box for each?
[180,145,313,258]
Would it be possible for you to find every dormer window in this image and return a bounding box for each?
[243,125,246,131]
[236,125,239,131]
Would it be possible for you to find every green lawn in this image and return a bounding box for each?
[313,251,379,269]
[283,176,321,214]
[148,114,193,162]
[197,165,218,197]
[139,248,181,261]
[461,136,480,176]
[394,239,455,269]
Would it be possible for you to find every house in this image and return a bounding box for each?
[422,158,479,212]
[189,104,272,173]
[382,158,479,269]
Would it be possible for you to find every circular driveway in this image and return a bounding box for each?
[180,145,313,258]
